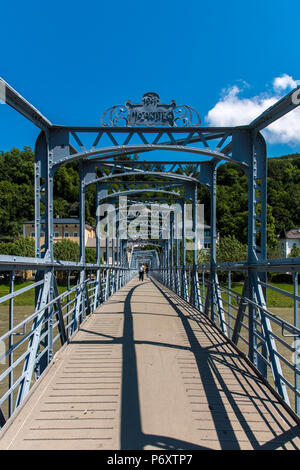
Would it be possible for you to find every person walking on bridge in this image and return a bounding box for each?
[138,264,144,281]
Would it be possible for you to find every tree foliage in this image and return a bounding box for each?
[0,148,34,238]
[0,236,35,257]
[216,235,248,262]
[53,239,80,262]
[1,148,300,264]
[289,245,300,258]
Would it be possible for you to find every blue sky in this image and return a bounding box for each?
[0,0,299,158]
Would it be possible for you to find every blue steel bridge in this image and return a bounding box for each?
[0,83,300,450]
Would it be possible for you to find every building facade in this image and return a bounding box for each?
[23,218,96,246]
[279,228,300,257]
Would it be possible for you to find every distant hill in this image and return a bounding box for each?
[197,153,300,247]
[270,153,300,160]
[0,148,299,249]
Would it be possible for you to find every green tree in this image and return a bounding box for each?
[12,236,35,257]
[85,247,96,264]
[216,235,248,263]
[0,236,34,256]
[0,148,35,237]
[289,245,300,258]
[53,239,80,262]
[0,241,15,255]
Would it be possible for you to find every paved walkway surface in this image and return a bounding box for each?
[0,277,300,450]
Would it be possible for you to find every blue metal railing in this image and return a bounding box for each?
[0,256,135,426]
[153,259,300,419]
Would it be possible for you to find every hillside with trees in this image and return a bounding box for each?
[0,147,299,258]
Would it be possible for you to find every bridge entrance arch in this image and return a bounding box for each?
[1,81,300,423]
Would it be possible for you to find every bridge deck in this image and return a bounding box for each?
[0,277,300,450]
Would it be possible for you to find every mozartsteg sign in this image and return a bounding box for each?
[101,92,201,127]
[127,92,176,126]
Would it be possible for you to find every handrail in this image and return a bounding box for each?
[0,262,136,425]
[153,262,300,418]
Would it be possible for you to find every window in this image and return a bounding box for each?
[30,232,35,238]
[64,232,69,238]
[73,232,78,237]
[54,232,59,238]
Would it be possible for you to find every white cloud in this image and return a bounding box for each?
[205,75,300,145]
[273,74,297,92]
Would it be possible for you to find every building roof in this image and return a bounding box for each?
[23,218,95,230]
[24,218,80,224]
[282,229,300,239]
[86,238,112,248]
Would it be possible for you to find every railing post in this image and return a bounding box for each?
[8,271,15,418]
[191,183,200,308]
[244,130,268,378]
[228,270,231,339]
[294,272,299,415]
[16,270,52,407]
[175,233,180,295]
[94,182,107,310]
[116,228,120,291]
[170,211,174,291]
[48,268,54,364]
[67,271,71,339]
[111,210,116,294]
[105,268,110,301]
[181,200,187,300]
[209,162,217,323]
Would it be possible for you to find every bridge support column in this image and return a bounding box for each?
[163,240,168,285]
[116,216,120,291]
[94,183,108,309]
[170,211,175,291]
[175,219,180,296]
[191,183,200,309]
[232,129,289,404]
[111,205,116,294]
[208,164,227,333]
[181,200,188,300]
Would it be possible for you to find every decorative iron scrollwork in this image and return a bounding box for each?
[101,105,128,127]
[101,92,201,127]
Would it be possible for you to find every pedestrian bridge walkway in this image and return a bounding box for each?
[0,277,299,450]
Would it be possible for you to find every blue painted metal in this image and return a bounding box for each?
[0,81,300,427]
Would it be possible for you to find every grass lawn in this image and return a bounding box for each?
[0,277,298,419]
[219,282,296,308]
[0,280,77,307]
[0,280,297,308]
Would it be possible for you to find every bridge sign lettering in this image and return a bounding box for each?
[101,92,201,127]
[126,92,176,126]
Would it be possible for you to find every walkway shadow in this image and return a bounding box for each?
[71,277,300,450]
[120,281,210,450]
[71,279,208,450]
[152,278,300,450]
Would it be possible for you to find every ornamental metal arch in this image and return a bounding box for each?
[1,78,300,423]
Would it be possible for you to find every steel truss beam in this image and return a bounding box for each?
[1,80,300,421]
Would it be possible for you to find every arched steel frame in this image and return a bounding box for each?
[1,78,300,425]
